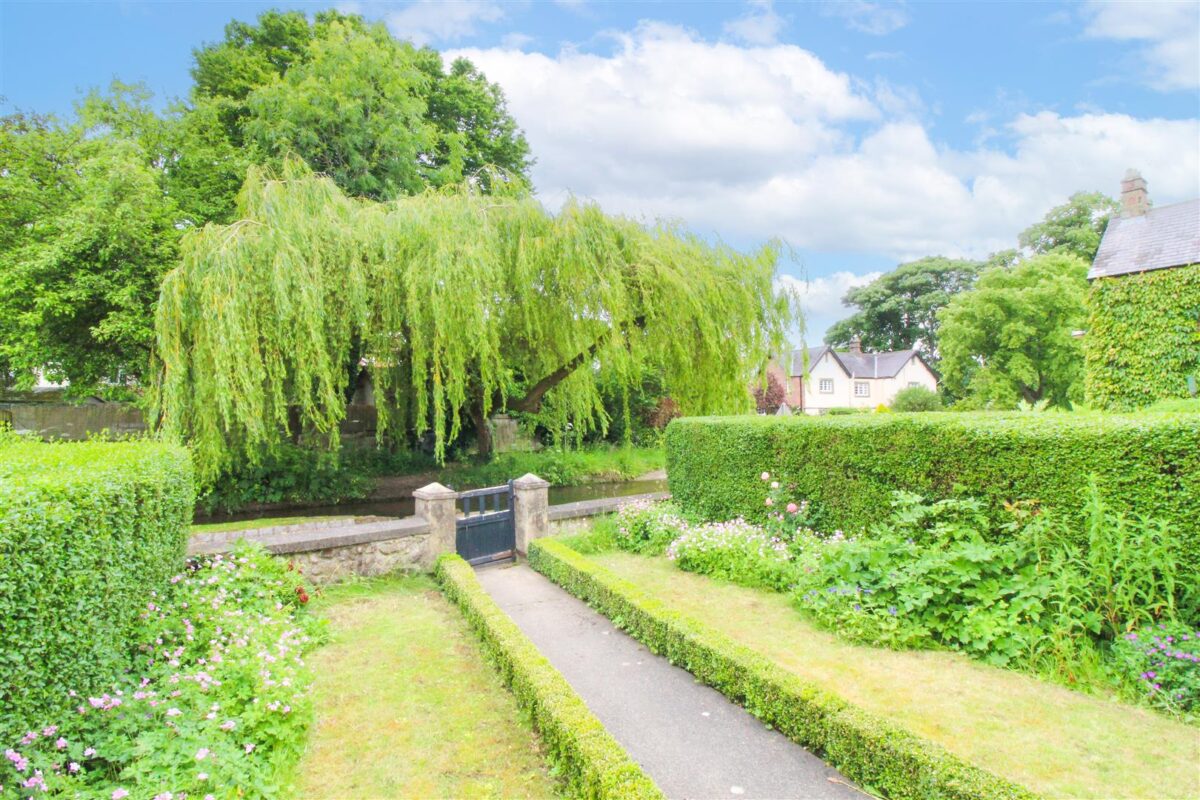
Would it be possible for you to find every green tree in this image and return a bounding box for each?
[1018,191,1119,263]
[937,253,1089,408]
[153,162,793,479]
[0,110,181,391]
[825,256,980,360]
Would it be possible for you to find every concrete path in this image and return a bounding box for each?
[476,563,866,800]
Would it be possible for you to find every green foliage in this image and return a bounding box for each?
[612,499,689,555]
[0,107,182,391]
[1018,191,1119,263]
[446,445,664,489]
[196,443,378,513]
[665,413,1200,579]
[154,162,792,482]
[824,406,869,415]
[667,518,796,591]
[890,386,942,412]
[938,253,1089,407]
[0,437,193,743]
[1084,264,1200,410]
[434,554,664,800]
[1111,622,1200,716]
[0,542,322,797]
[825,256,980,361]
[528,539,1038,800]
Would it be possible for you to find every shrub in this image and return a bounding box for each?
[1111,622,1200,716]
[824,406,866,415]
[0,542,321,798]
[665,413,1200,578]
[197,443,377,513]
[434,554,663,800]
[0,437,193,742]
[667,518,795,591]
[528,539,1037,800]
[890,386,942,412]
[613,499,688,555]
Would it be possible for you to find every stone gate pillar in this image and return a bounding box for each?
[512,473,550,555]
[414,482,458,568]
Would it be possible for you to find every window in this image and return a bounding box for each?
[854,381,870,397]
[908,381,922,389]
[818,378,834,393]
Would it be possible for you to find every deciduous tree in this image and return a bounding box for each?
[1018,191,1119,263]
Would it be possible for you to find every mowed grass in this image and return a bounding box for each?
[295,576,558,799]
[190,515,351,535]
[590,551,1200,800]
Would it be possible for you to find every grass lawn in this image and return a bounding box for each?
[190,515,351,535]
[295,576,558,799]
[589,550,1200,800]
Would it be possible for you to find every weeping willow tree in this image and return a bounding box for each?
[153,160,795,482]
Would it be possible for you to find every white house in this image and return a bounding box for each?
[768,338,938,414]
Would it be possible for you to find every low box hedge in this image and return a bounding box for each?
[529,538,1037,800]
[433,554,663,800]
[666,412,1200,572]
[0,436,194,742]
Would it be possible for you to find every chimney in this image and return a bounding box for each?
[848,335,862,356]
[1120,168,1149,218]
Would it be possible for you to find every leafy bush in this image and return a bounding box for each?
[197,443,378,513]
[434,555,663,800]
[665,413,1200,579]
[0,542,322,798]
[823,406,867,415]
[1111,622,1200,715]
[666,518,795,591]
[890,386,942,412]
[1144,397,1200,414]
[0,437,193,742]
[613,499,688,555]
[528,539,1037,800]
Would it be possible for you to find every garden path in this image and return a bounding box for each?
[476,562,866,800]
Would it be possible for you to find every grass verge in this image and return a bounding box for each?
[581,548,1200,800]
[529,538,1043,800]
[435,555,664,800]
[295,574,557,799]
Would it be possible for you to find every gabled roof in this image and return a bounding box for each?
[789,346,923,379]
[1089,198,1200,280]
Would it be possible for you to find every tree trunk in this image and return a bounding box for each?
[469,401,493,459]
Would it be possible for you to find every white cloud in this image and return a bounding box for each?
[778,271,882,340]
[385,0,505,46]
[450,23,1200,265]
[1084,0,1200,91]
[724,0,786,46]
[822,1,909,36]
[500,32,535,50]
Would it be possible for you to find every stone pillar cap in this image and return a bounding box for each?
[512,473,551,489]
[413,482,457,499]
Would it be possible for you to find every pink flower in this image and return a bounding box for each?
[764,497,774,506]
[83,747,96,758]
[770,481,780,489]
[195,748,209,760]
[197,772,208,781]
[243,743,255,754]
[69,762,80,774]
[760,472,770,481]
[166,708,182,717]
[786,503,799,514]
[55,737,67,750]
[112,789,129,800]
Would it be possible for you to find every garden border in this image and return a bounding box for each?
[433,554,664,800]
[527,538,1041,800]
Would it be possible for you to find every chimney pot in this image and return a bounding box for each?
[848,335,863,355]
[1120,168,1149,218]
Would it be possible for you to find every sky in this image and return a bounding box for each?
[2,0,1199,339]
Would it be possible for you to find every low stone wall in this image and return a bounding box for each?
[187,488,670,583]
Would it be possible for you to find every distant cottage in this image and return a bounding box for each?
[1084,169,1200,409]
[767,337,938,414]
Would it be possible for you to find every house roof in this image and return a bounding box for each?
[1089,198,1200,280]
[790,346,922,379]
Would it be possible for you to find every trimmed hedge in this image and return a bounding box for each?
[1085,263,1200,410]
[0,437,194,742]
[434,554,663,800]
[529,538,1039,800]
[665,413,1200,572]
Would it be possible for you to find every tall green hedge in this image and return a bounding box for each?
[666,413,1200,570]
[0,436,194,741]
[1085,264,1200,410]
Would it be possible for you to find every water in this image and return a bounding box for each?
[194,477,668,525]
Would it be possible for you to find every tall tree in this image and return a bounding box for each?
[0,110,181,392]
[153,162,793,479]
[1018,191,1119,263]
[937,253,1088,408]
[825,256,980,360]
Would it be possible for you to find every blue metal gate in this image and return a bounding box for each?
[455,482,516,566]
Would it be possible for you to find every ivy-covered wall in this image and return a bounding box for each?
[1085,263,1200,409]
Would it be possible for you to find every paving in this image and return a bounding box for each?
[476,562,866,800]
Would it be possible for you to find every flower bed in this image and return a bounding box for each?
[0,543,322,799]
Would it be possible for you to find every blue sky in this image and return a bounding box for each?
[3,0,1199,337]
